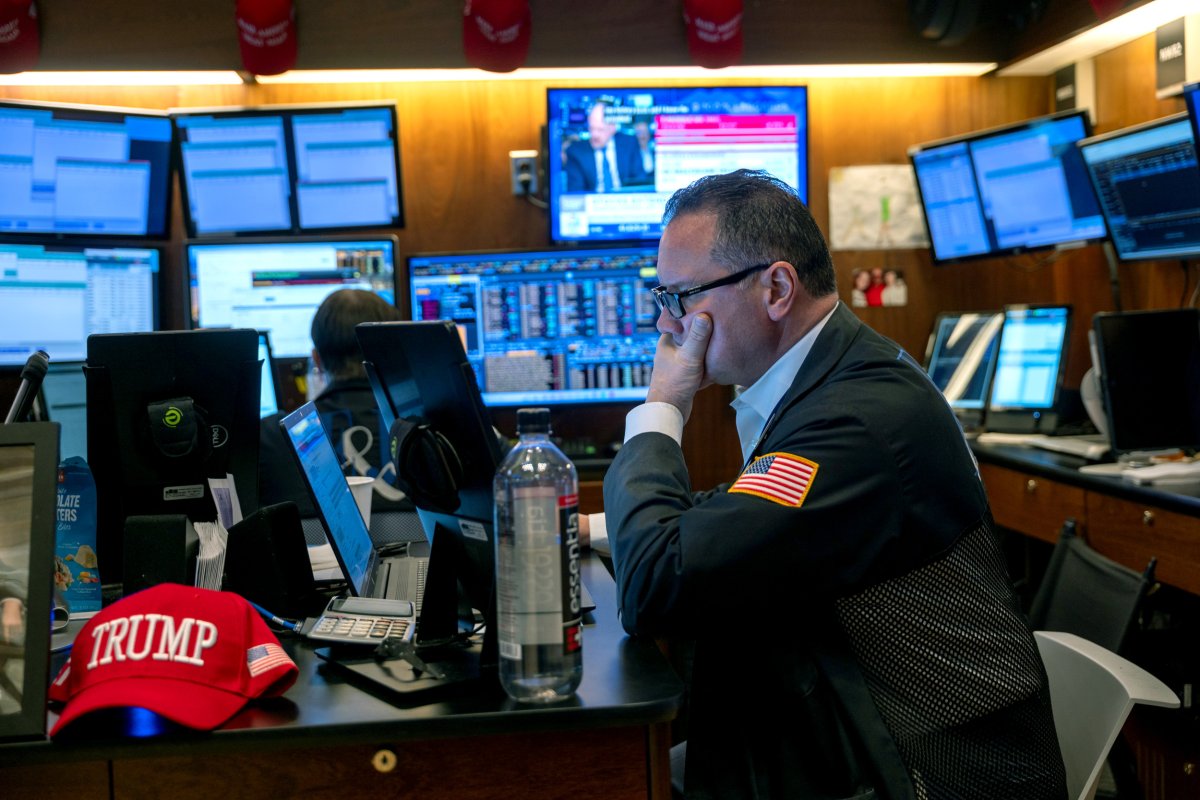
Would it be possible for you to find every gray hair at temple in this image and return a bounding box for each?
[662,169,837,298]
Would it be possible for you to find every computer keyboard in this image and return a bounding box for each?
[976,432,1110,461]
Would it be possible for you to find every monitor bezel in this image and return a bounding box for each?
[183,233,400,359]
[169,101,405,239]
[0,98,175,241]
[544,85,810,245]
[908,109,1106,266]
[1078,111,1200,262]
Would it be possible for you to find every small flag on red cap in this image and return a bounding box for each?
[0,0,39,74]
[463,0,531,73]
[683,0,743,70]
[236,0,297,76]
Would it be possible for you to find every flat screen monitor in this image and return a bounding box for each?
[356,320,504,658]
[1093,308,1200,453]
[1184,82,1200,154]
[545,86,808,243]
[37,360,87,462]
[258,331,281,418]
[0,99,173,238]
[1079,113,1200,261]
[85,329,261,584]
[185,236,397,359]
[171,103,404,237]
[923,310,1004,430]
[986,304,1073,433]
[0,242,159,366]
[407,245,660,406]
[909,111,1106,264]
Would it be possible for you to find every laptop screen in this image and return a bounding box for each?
[924,312,1004,412]
[281,402,374,596]
[989,305,1071,413]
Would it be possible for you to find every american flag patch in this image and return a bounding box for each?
[246,643,293,676]
[729,452,818,507]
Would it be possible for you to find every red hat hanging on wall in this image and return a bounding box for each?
[0,0,40,74]
[683,0,743,69]
[236,0,297,76]
[463,0,531,73]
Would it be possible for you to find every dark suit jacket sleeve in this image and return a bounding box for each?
[564,141,595,191]
[615,133,648,186]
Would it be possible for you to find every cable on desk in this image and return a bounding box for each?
[247,599,304,634]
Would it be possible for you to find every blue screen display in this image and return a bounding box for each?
[408,245,660,407]
[173,104,403,236]
[989,305,1071,411]
[0,101,173,237]
[546,86,808,243]
[910,112,1106,263]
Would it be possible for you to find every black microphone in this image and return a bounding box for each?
[5,350,50,424]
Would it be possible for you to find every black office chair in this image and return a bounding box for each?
[1029,518,1158,800]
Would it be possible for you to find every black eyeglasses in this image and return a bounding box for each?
[651,263,772,319]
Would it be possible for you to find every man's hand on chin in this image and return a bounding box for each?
[646,313,712,423]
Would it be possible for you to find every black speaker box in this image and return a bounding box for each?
[123,514,199,595]
[223,501,320,618]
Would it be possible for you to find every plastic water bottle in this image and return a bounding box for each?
[493,407,583,702]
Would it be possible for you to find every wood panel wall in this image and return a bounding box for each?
[1,32,1191,490]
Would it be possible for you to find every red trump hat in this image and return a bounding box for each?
[463,0,531,73]
[236,0,297,76]
[683,0,743,70]
[0,0,39,74]
[48,584,298,737]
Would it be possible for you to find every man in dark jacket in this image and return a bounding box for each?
[602,170,1066,799]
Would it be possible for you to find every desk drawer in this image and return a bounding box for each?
[978,464,1086,544]
[1086,493,1200,596]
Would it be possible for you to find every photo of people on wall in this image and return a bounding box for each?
[850,267,908,308]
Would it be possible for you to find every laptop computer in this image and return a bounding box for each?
[280,401,428,608]
[923,310,1004,432]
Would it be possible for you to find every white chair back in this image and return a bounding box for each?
[1034,630,1180,800]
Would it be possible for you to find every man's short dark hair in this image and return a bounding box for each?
[662,169,837,298]
[310,289,400,379]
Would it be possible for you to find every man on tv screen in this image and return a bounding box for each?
[564,100,650,192]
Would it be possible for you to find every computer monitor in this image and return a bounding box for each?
[0,242,159,367]
[1184,82,1200,153]
[0,99,173,239]
[37,361,87,462]
[356,320,504,659]
[84,329,261,583]
[1092,308,1200,453]
[1079,112,1200,261]
[909,110,1106,264]
[545,86,808,243]
[185,236,397,358]
[407,245,659,407]
[258,331,281,418]
[986,305,1073,433]
[923,311,1004,430]
[171,103,404,237]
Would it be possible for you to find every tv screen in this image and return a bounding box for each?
[545,86,808,243]
[0,99,173,238]
[172,103,404,237]
[1185,82,1200,149]
[1079,113,1200,261]
[986,304,1072,433]
[909,111,1106,264]
[407,245,660,406]
[186,236,397,359]
[0,242,159,366]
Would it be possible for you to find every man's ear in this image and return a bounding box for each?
[764,262,799,322]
